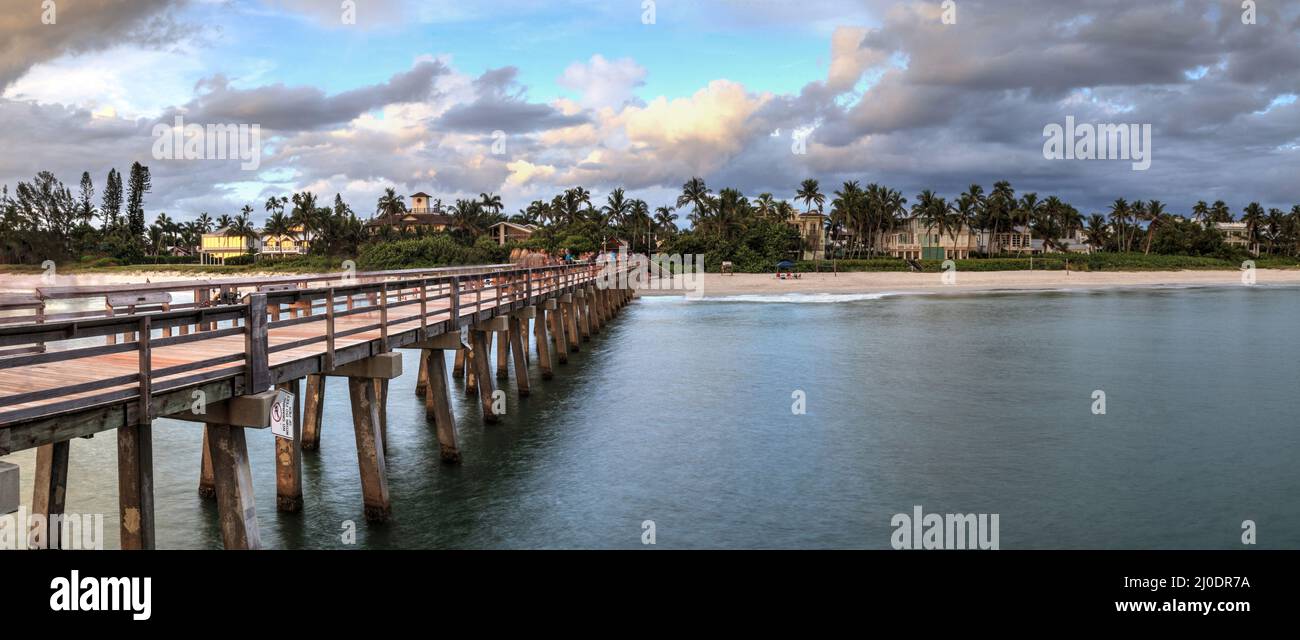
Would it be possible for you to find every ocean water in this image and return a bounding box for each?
[3,284,1298,549]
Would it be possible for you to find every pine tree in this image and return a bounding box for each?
[101,168,123,229]
[78,171,95,226]
[125,161,151,240]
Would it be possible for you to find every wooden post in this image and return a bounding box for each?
[453,345,467,379]
[508,315,531,396]
[373,379,389,450]
[415,348,429,397]
[423,349,461,463]
[274,379,304,512]
[205,424,261,549]
[565,299,581,353]
[301,374,325,451]
[30,441,70,549]
[579,293,592,341]
[347,377,391,522]
[466,345,478,392]
[117,423,155,550]
[534,307,553,379]
[495,327,510,380]
[550,301,569,364]
[469,329,500,423]
[245,293,271,394]
[199,429,215,498]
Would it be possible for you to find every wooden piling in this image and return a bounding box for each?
[535,307,553,379]
[30,440,70,549]
[495,328,510,380]
[453,345,467,379]
[117,423,155,550]
[274,379,304,513]
[198,429,215,498]
[579,292,592,341]
[565,300,581,353]
[508,315,530,396]
[469,329,500,423]
[423,349,461,463]
[415,348,429,397]
[301,374,325,452]
[205,423,261,549]
[550,301,569,364]
[347,377,391,522]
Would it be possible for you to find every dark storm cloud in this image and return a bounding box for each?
[435,67,588,134]
[0,0,187,89]
[162,60,449,131]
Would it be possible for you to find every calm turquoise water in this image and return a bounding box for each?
[4,285,1298,549]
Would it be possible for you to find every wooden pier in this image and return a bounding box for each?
[0,261,636,549]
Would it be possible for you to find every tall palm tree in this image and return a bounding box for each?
[225,211,258,257]
[987,180,1015,254]
[629,199,650,252]
[1141,200,1166,255]
[797,179,824,214]
[601,187,631,231]
[479,192,503,217]
[1085,214,1110,251]
[1014,192,1040,255]
[1107,198,1131,253]
[216,213,233,230]
[264,211,294,256]
[194,212,214,234]
[376,187,406,220]
[653,206,678,248]
[676,177,712,227]
[452,199,486,239]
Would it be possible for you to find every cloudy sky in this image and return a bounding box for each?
[1,0,1298,223]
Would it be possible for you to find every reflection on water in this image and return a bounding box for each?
[3,285,1299,549]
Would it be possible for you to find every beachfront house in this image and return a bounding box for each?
[1214,222,1258,255]
[881,216,979,260]
[365,191,455,235]
[200,228,259,265]
[488,221,539,246]
[260,225,309,258]
[790,211,827,260]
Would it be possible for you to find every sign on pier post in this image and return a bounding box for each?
[270,389,296,441]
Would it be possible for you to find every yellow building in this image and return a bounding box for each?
[881,217,978,260]
[200,230,256,265]
[261,226,309,257]
[790,212,826,260]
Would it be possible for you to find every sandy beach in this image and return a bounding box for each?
[3,268,1299,297]
[644,269,1300,298]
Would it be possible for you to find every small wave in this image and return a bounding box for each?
[690,292,922,304]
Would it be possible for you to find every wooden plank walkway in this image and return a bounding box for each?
[0,261,618,444]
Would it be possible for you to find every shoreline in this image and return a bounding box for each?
[639,269,1300,298]
[2,268,1297,297]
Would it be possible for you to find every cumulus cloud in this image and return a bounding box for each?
[559,55,648,110]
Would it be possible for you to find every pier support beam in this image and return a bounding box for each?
[117,423,155,550]
[199,430,215,499]
[411,333,463,463]
[453,345,467,379]
[274,379,303,513]
[328,353,402,522]
[576,290,592,342]
[205,423,260,550]
[495,327,510,381]
[549,298,569,364]
[301,374,325,452]
[535,300,554,379]
[470,317,506,423]
[347,378,390,522]
[561,294,580,353]
[508,309,533,397]
[30,441,70,549]
[415,350,429,398]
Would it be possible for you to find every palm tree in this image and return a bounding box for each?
[653,206,678,248]
[1085,214,1110,251]
[629,199,651,252]
[452,199,486,239]
[986,181,1015,254]
[264,211,294,256]
[913,190,955,259]
[601,187,631,231]
[676,177,712,227]
[375,187,406,221]
[225,211,258,257]
[1107,198,1131,253]
[797,179,824,214]
[479,192,504,217]
[216,213,233,230]
[1014,192,1040,255]
[194,212,214,234]
[1141,200,1166,255]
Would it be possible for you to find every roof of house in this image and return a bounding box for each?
[489,221,539,232]
[410,191,432,198]
[365,213,455,227]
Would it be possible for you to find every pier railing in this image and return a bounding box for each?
[0,261,613,429]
